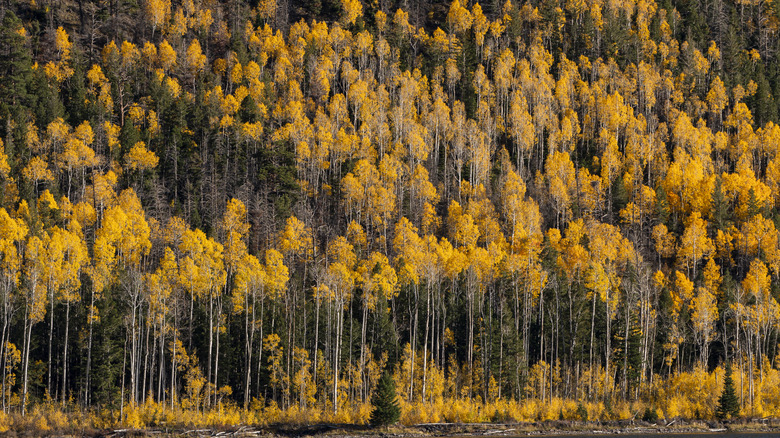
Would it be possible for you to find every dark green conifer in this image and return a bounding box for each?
[716,363,740,420]
[370,371,401,427]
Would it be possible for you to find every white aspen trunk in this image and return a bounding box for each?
[62,301,71,405]
[21,307,32,416]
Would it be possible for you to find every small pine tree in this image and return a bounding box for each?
[716,363,740,420]
[370,371,401,427]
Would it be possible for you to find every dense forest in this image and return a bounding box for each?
[1,0,780,429]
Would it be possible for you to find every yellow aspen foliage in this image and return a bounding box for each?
[69,202,96,230]
[557,221,588,280]
[72,121,94,146]
[101,122,120,156]
[168,8,188,36]
[146,0,171,31]
[22,156,54,185]
[722,158,772,220]
[229,61,243,86]
[220,199,250,273]
[46,226,88,304]
[464,184,504,247]
[125,142,160,171]
[279,215,314,259]
[707,76,728,114]
[177,254,208,301]
[0,207,29,286]
[588,220,634,267]
[85,171,118,212]
[0,141,9,180]
[544,151,576,225]
[448,0,473,35]
[585,262,611,308]
[232,253,264,314]
[743,259,770,298]
[448,201,480,248]
[118,41,141,70]
[55,26,73,59]
[501,166,541,244]
[128,104,145,126]
[46,118,70,152]
[194,8,213,30]
[257,0,276,21]
[142,42,157,68]
[392,217,424,286]
[653,270,666,290]
[472,3,489,48]
[737,214,777,260]
[23,236,48,325]
[58,136,98,176]
[263,333,287,393]
[678,212,714,275]
[740,260,780,349]
[340,0,362,26]
[358,251,398,308]
[37,190,58,212]
[186,39,207,75]
[158,39,177,71]
[672,270,694,311]
[264,248,289,296]
[147,110,160,136]
[292,347,316,407]
[102,189,152,269]
[690,287,718,345]
[662,150,707,215]
[702,258,721,293]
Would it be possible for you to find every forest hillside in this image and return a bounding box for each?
[1,0,780,430]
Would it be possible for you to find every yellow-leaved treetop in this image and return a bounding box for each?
[186,39,207,77]
[340,0,362,26]
[125,142,160,171]
[146,0,171,35]
[0,208,28,410]
[279,215,314,260]
[95,189,151,404]
[21,235,47,415]
[220,198,250,277]
[690,286,718,365]
[0,139,10,179]
[678,212,714,278]
[45,225,87,402]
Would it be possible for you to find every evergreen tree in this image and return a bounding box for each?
[370,371,401,427]
[716,363,740,420]
[711,175,729,232]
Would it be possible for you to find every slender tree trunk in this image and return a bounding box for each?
[623,302,630,399]
[257,296,265,399]
[313,294,319,394]
[171,315,178,409]
[360,301,368,402]
[21,307,32,416]
[85,289,96,406]
[48,289,55,398]
[207,294,213,407]
[605,295,611,401]
[333,295,343,413]
[62,301,71,405]
[422,283,431,402]
[244,287,255,409]
[142,315,150,403]
[213,296,222,406]
[1,291,11,412]
[409,283,419,401]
